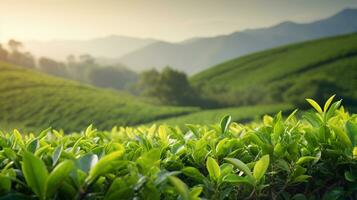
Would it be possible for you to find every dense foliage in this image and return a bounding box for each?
[192,33,357,109]
[136,67,203,106]
[0,96,356,199]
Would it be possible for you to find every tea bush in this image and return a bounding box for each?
[0,96,356,200]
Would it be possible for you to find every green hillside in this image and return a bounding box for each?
[0,62,197,132]
[152,103,293,126]
[192,33,357,108]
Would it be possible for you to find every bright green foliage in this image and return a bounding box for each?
[0,62,197,132]
[0,97,356,199]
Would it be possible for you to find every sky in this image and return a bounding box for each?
[0,0,357,42]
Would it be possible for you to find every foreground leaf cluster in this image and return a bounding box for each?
[0,97,356,199]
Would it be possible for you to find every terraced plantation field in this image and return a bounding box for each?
[153,104,293,126]
[0,97,356,199]
[192,33,357,107]
[0,62,198,132]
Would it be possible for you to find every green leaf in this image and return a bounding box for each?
[206,157,221,181]
[0,174,11,193]
[224,158,253,180]
[104,178,133,200]
[158,125,168,144]
[325,100,342,121]
[13,129,24,147]
[77,153,98,173]
[84,124,96,137]
[46,160,74,197]
[189,186,203,200]
[223,174,251,185]
[331,125,352,147]
[87,149,124,183]
[324,95,336,112]
[286,109,298,122]
[26,139,39,153]
[220,163,234,177]
[52,145,63,166]
[169,176,190,200]
[216,138,229,156]
[296,156,318,165]
[291,175,311,184]
[306,98,322,113]
[272,120,284,145]
[136,148,161,174]
[220,115,232,133]
[182,167,205,182]
[253,155,270,182]
[22,151,48,200]
[322,187,344,200]
[346,120,357,147]
[344,171,356,182]
[276,159,290,172]
[38,127,51,139]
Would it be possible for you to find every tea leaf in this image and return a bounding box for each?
[324,95,336,112]
[224,158,253,180]
[306,99,322,113]
[206,157,221,181]
[169,176,190,200]
[253,155,270,182]
[220,115,232,133]
[22,151,48,200]
[46,160,74,197]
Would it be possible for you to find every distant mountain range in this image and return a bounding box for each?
[23,35,157,61]
[23,8,357,74]
[119,8,357,74]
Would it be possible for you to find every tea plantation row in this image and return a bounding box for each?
[0,96,356,199]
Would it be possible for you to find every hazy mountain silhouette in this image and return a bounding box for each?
[119,8,357,74]
[24,35,157,61]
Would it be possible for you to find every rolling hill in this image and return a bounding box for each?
[0,62,197,132]
[191,33,357,109]
[119,8,357,74]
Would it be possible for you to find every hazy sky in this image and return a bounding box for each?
[1,0,357,42]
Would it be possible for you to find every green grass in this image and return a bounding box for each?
[152,104,294,126]
[192,33,357,107]
[0,62,198,132]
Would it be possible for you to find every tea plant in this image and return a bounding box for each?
[0,96,356,199]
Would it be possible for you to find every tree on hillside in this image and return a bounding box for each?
[66,54,99,83]
[39,57,68,77]
[0,44,8,61]
[137,67,200,105]
[8,39,23,52]
[89,66,138,91]
[8,51,36,68]
[5,39,36,68]
[79,54,95,66]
